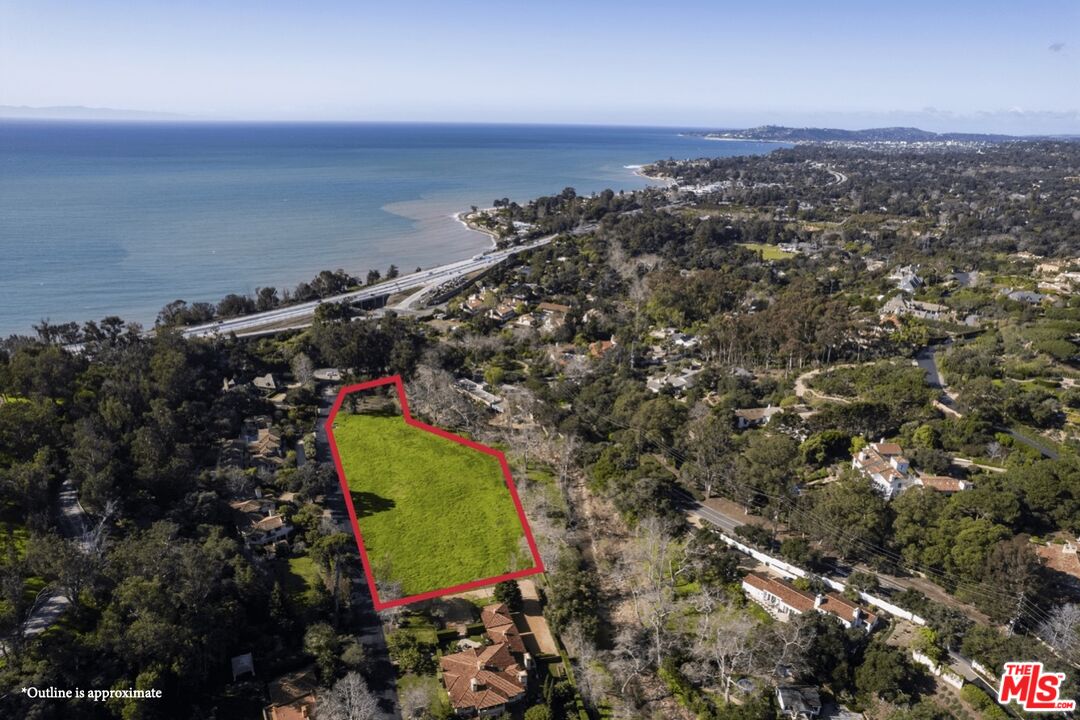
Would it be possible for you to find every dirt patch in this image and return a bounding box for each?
[516,579,558,656]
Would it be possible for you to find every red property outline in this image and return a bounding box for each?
[325,375,544,610]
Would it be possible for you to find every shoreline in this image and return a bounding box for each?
[453,209,500,250]
[627,164,676,187]
[3,160,679,336]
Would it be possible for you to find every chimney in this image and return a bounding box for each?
[470,677,481,692]
[814,594,824,609]
[523,652,534,670]
[517,670,528,687]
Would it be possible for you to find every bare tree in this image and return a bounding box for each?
[399,679,434,719]
[1039,603,1080,663]
[317,671,380,720]
[292,352,316,385]
[405,365,482,432]
[689,612,757,702]
[563,621,607,710]
[625,515,690,666]
[608,625,652,694]
[756,616,813,679]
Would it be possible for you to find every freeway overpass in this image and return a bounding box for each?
[180,232,560,339]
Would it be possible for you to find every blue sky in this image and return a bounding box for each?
[1,0,1078,132]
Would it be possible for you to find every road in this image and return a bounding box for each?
[917,344,1058,460]
[672,487,744,533]
[180,233,561,339]
[19,479,94,641]
[674,486,995,625]
[313,382,400,719]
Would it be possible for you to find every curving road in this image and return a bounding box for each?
[180,232,563,339]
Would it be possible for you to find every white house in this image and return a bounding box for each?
[852,441,915,499]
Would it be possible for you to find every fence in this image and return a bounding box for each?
[715,530,927,625]
[912,650,966,689]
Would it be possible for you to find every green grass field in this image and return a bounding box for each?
[332,412,530,596]
[737,242,795,260]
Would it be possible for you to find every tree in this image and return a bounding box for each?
[1038,603,1080,663]
[386,631,436,675]
[690,612,758,702]
[319,672,380,720]
[524,706,552,720]
[304,622,340,683]
[386,264,400,280]
[855,644,918,704]
[366,269,381,285]
[912,627,946,666]
[796,475,890,563]
[493,580,523,612]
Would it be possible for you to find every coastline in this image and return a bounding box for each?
[627,164,676,187]
[2,128,776,335]
[453,210,500,250]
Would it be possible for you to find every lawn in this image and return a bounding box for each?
[397,674,451,717]
[277,556,323,607]
[332,412,531,597]
[737,242,795,260]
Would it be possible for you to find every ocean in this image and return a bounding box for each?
[0,121,781,336]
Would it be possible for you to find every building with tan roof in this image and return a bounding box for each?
[916,475,971,493]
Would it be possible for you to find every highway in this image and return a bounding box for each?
[178,233,560,338]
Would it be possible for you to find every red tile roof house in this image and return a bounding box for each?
[440,603,533,716]
[262,667,318,720]
[742,573,878,633]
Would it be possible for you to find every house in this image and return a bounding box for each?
[880,296,954,322]
[589,338,617,358]
[263,667,318,720]
[742,573,816,621]
[889,266,923,294]
[440,602,532,716]
[535,302,571,333]
[253,373,278,394]
[454,378,504,413]
[235,416,284,469]
[463,294,488,315]
[916,475,971,493]
[513,312,537,329]
[1003,288,1046,304]
[249,426,284,468]
[742,573,877,632]
[231,499,293,547]
[817,593,878,632]
[777,686,822,720]
[646,367,701,394]
[480,603,526,653]
[547,343,581,367]
[488,302,517,324]
[734,406,783,429]
[852,441,914,499]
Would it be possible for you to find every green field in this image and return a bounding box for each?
[737,242,795,260]
[332,412,530,596]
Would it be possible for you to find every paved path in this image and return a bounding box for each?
[17,479,93,640]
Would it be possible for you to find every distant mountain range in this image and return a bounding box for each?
[702,125,1026,143]
[0,105,188,120]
